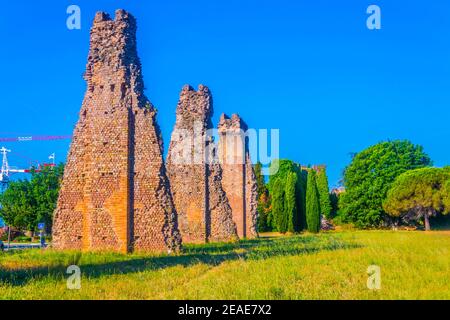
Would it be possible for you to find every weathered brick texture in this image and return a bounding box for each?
[218,114,258,238]
[52,10,181,253]
[167,85,238,243]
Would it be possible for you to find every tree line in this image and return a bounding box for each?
[337,140,450,230]
[255,160,332,234]
[0,164,64,235]
[1,140,449,237]
[255,140,450,233]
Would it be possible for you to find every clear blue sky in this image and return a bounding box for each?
[0,0,449,187]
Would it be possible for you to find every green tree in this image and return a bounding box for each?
[306,170,320,233]
[297,167,308,231]
[330,192,340,218]
[340,140,432,228]
[444,167,450,211]
[0,179,35,232]
[255,162,271,232]
[316,166,332,219]
[255,162,267,197]
[285,171,298,232]
[270,179,285,232]
[444,180,450,212]
[268,160,297,191]
[257,192,271,232]
[383,167,450,231]
[267,160,294,232]
[30,164,64,233]
[0,163,64,233]
[268,159,306,232]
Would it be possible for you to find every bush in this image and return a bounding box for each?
[14,236,32,243]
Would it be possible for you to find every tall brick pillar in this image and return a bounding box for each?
[52,10,181,253]
[218,114,258,239]
[167,85,238,243]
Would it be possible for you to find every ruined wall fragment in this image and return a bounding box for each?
[167,85,237,243]
[218,114,258,238]
[52,10,181,253]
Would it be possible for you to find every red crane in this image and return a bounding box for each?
[0,135,72,143]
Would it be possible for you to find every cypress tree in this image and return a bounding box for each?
[270,179,285,232]
[296,167,308,231]
[316,166,332,219]
[285,171,298,232]
[267,160,295,232]
[306,170,321,233]
[267,159,310,232]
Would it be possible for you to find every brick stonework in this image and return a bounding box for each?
[218,114,258,239]
[52,10,181,253]
[167,85,238,243]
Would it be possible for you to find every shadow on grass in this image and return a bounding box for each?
[0,234,362,286]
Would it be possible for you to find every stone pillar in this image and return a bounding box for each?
[52,10,181,253]
[167,85,237,243]
[218,114,258,238]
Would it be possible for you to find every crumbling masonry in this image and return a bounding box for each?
[166,85,238,243]
[53,9,258,250]
[218,114,258,239]
[52,10,181,253]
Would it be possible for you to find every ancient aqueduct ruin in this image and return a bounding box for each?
[52,9,258,253]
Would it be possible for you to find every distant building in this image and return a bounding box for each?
[331,186,346,195]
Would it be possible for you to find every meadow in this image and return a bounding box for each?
[0,230,449,300]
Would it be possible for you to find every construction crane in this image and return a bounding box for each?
[0,134,70,191]
[0,147,56,192]
[0,135,67,241]
[0,147,11,190]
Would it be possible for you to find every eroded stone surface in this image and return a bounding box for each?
[218,114,258,239]
[52,10,181,253]
[167,85,238,243]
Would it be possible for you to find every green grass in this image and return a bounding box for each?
[0,231,449,300]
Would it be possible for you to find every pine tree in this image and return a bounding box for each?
[306,170,321,233]
[285,171,298,232]
[316,166,332,219]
